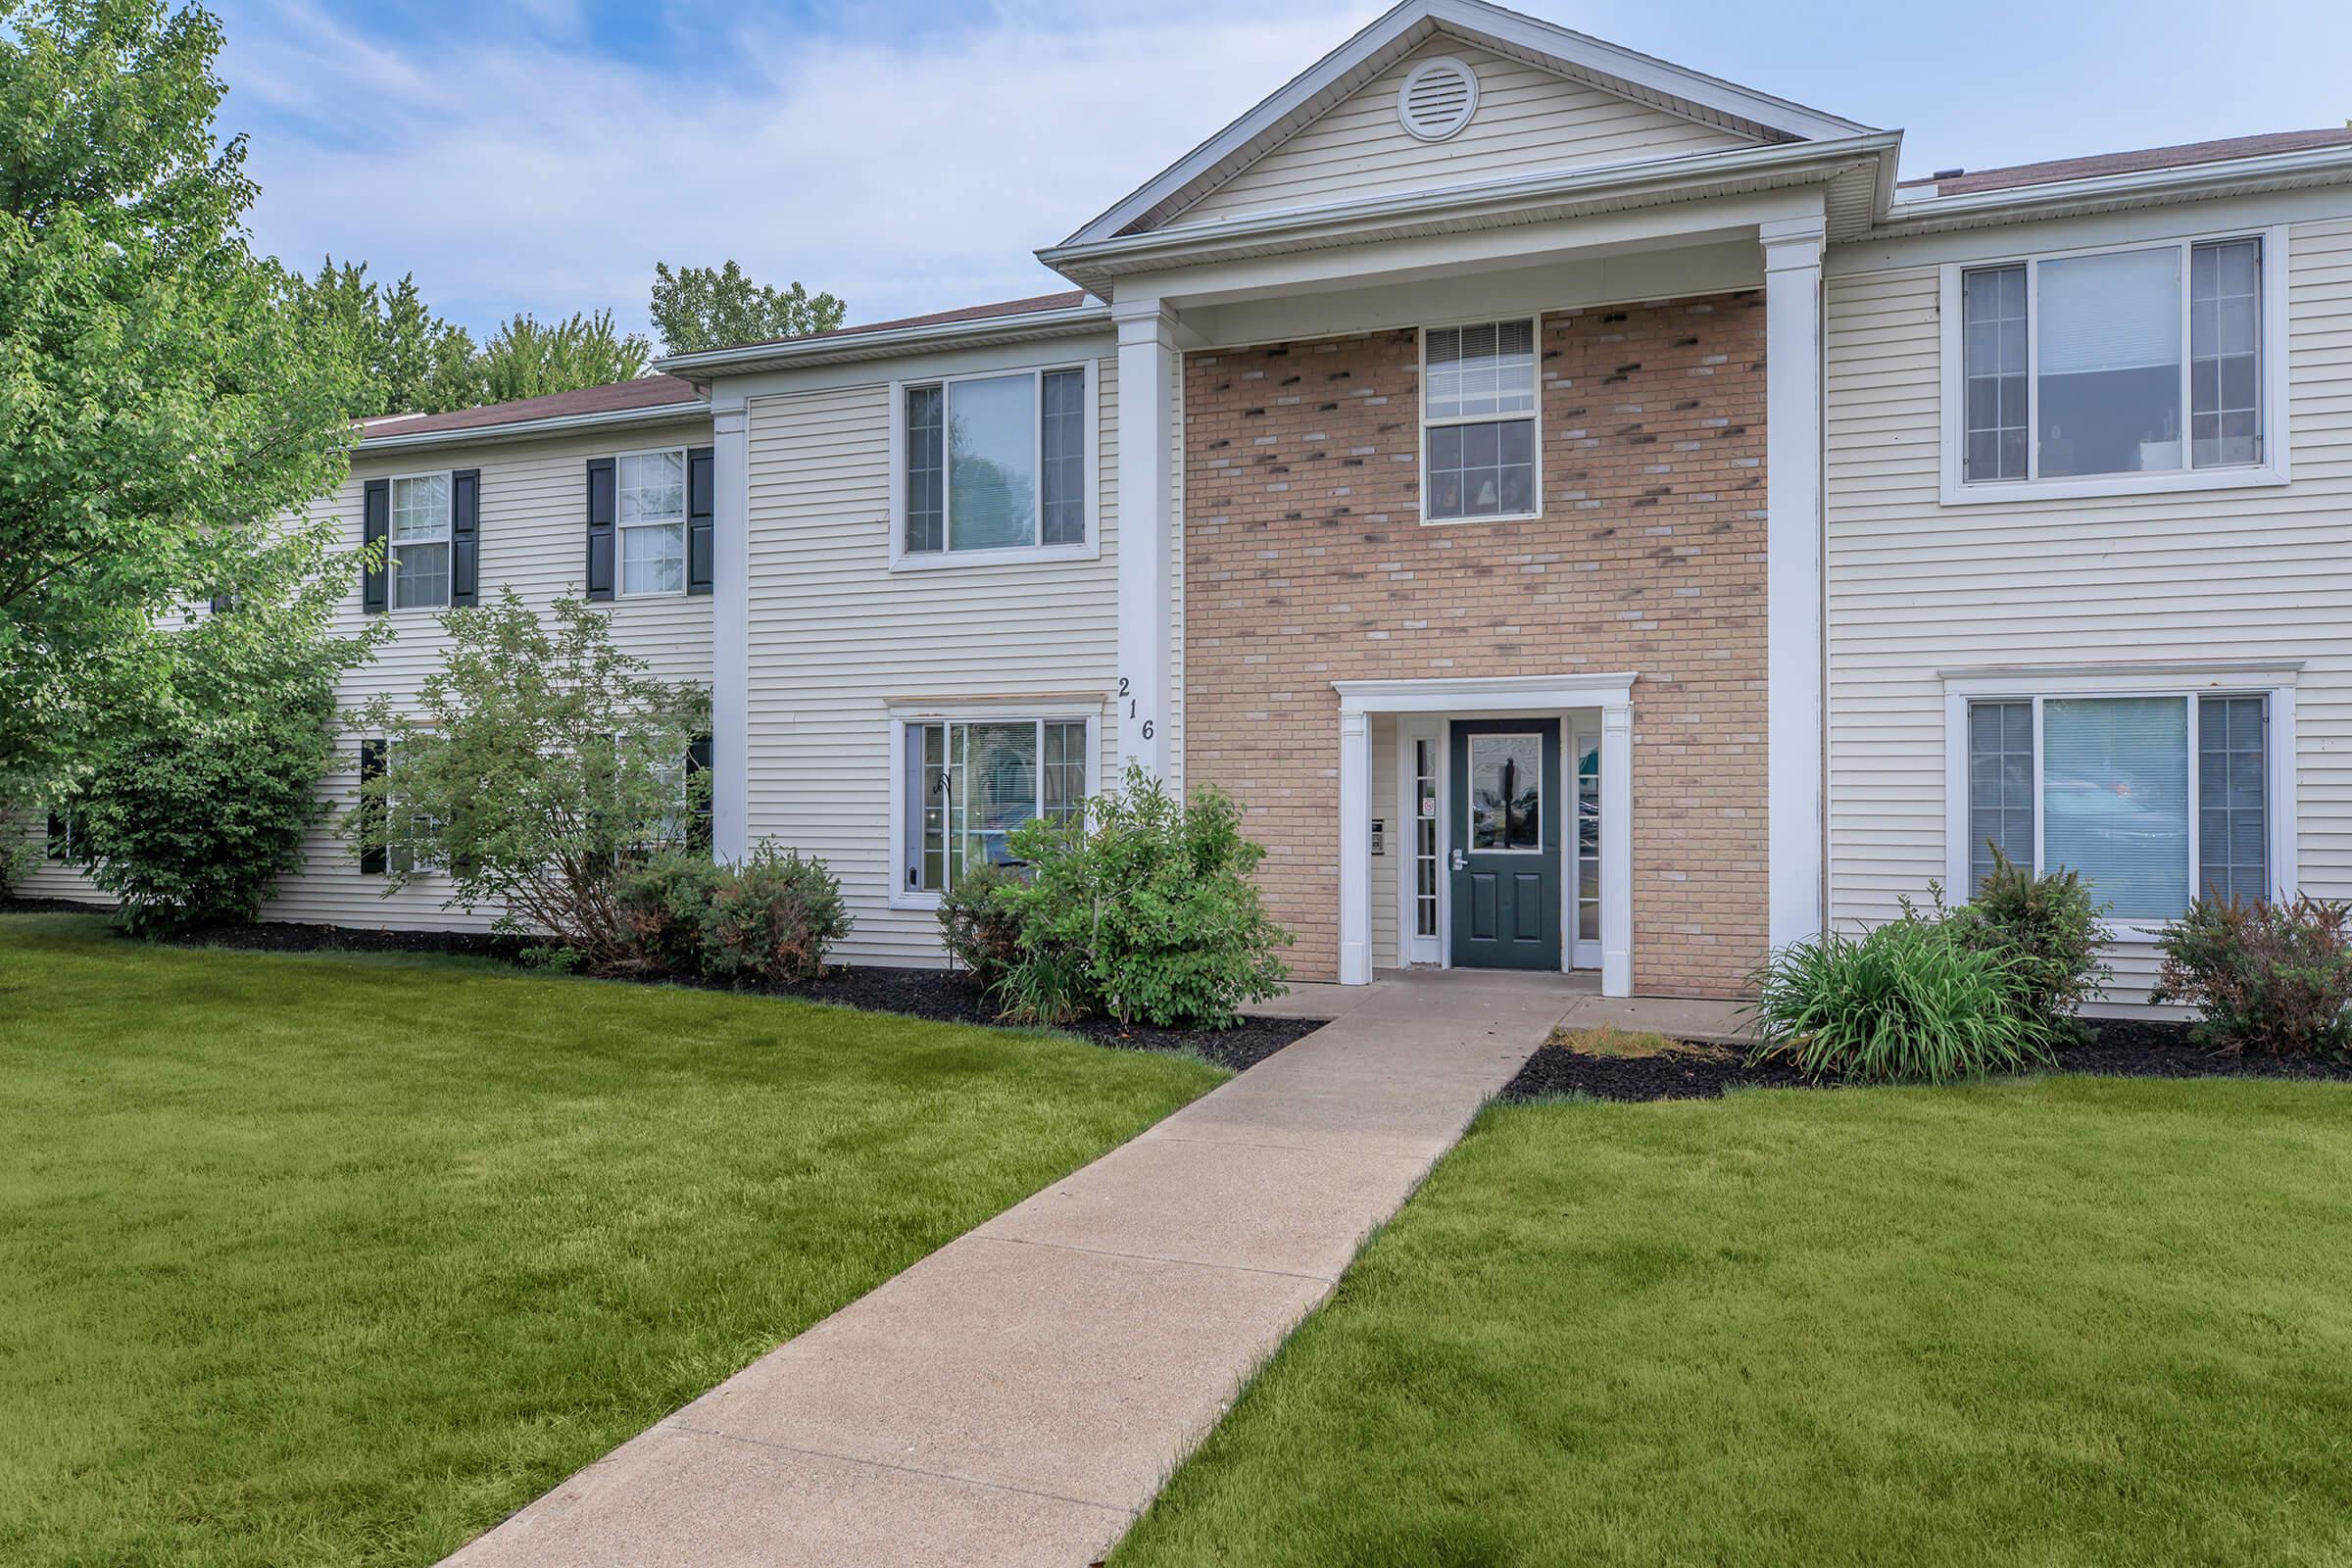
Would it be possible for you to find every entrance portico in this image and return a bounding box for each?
[1337,674,1635,995]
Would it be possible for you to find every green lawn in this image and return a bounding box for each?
[0,913,1223,1568]
[1115,1077,2352,1567]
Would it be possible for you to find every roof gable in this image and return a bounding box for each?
[1068,0,1872,243]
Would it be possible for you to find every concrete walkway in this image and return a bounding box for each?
[441,971,1667,1567]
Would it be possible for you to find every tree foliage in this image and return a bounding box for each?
[291,255,480,416]
[71,521,384,934]
[472,309,652,404]
[1,0,368,801]
[650,260,846,355]
[346,592,709,969]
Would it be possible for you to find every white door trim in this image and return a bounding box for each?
[1336,673,1636,996]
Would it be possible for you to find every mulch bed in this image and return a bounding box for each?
[3,901,1318,1073]
[1501,1017,2352,1103]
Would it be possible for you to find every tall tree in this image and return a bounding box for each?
[651,261,846,355]
[473,310,652,404]
[0,0,368,805]
[294,256,479,416]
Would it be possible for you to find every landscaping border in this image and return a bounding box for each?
[1502,1020,2352,1102]
[1,902,1320,1073]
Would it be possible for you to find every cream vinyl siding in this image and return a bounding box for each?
[285,417,715,931]
[742,357,1121,968]
[1178,38,1755,226]
[1824,214,2352,1008]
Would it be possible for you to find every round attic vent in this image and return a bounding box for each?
[1397,56,1479,142]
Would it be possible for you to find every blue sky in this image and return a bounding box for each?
[214,0,2352,350]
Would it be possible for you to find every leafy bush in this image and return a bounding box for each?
[614,851,725,975]
[994,763,1290,1029]
[1928,849,2109,1039]
[697,844,851,985]
[74,524,380,935]
[936,861,1024,987]
[1747,916,2055,1084]
[346,591,706,970]
[2152,895,2352,1057]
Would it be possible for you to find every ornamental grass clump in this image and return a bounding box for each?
[1747,916,2056,1085]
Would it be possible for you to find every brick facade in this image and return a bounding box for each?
[1181,291,1770,996]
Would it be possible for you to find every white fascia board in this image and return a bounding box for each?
[1062,0,1876,248]
[1879,144,2352,236]
[652,300,1111,379]
[1042,133,1900,286]
[356,401,711,454]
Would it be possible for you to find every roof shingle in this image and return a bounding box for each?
[1900,128,2352,197]
[361,373,705,440]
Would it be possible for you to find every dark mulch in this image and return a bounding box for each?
[1501,1017,2352,1103]
[2,902,1318,1073]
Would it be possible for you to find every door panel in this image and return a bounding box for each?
[1448,718,1562,970]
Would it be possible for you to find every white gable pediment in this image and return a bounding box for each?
[1068,0,1875,244]
[1178,36,1764,227]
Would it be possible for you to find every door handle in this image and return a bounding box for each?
[1449,848,1467,871]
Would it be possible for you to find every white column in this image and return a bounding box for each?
[1762,214,1827,950]
[710,397,752,863]
[1600,699,1634,998]
[1337,709,1373,985]
[1113,297,1177,778]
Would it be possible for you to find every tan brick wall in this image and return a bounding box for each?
[1181,292,1769,996]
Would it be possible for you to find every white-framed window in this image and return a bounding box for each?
[383,738,441,875]
[889,710,1096,905]
[45,808,83,864]
[1939,227,2289,504]
[389,472,452,611]
[616,448,688,598]
[889,364,1096,569]
[1420,318,1540,524]
[1944,670,2297,936]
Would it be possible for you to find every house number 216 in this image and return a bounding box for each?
[1119,677,1153,740]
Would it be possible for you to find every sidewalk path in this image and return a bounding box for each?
[443,971,1583,1567]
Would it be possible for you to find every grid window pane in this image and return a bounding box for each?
[2191,238,2262,468]
[1426,416,1536,521]
[1966,700,2036,888]
[2036,247,2183,478]
[1960,265,2028,481]
[1042,720,1087,823]
[947,374,1037,551]
[1425,319,1535,418]
[390,474,452,611]
[905,384,945,553]
[1041,369,1087,546]
[1576,739,1600,944]
[2198,695,2268,902]
[1413,738,1439,940]
[621,521,685,595]
[618,451,685,524]
[2043,696,2189,921]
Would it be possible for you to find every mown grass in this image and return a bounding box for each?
[1115,1075,2352,1567]
[0,913,1223,1567]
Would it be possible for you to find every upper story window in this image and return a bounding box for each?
[617,449,687,597]
[1945,231,2284,503]
[390,473,452,611]
[895,366,1093,567]
[1422,319,1539,523]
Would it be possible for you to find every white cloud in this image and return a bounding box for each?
[223,0,1377,343]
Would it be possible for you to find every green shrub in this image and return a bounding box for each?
[2152,895,2352,1057]
[1930,849,2110,1039]
[937,861,1024,988]
[996,762,1290,1029]
[1747,916,2055,1084]
[697,844,851,985]
[613,851,724,975]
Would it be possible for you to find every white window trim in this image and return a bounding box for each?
[1940,663,2299,943]
[1937,224,2290,507]
[614,445,690,601]
[1418,317,1544,527]
[386,469,453,614]
[883,697,1105,911]
[886,362,1101,572]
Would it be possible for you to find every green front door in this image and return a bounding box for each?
[1448,718,1562,970]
